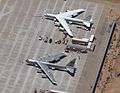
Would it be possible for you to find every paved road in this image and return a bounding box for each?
[0,0,108,93]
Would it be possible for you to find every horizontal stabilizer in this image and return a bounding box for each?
[66,58,76,76]
[83,21,91,28]
[83,15,92,28]
[83,15,92,22]
[66,67,76,75]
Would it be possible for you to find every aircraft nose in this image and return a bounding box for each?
[43,13,46,17]
[26,59,34,62]
[26,59,30,62]
[44,13,48,16]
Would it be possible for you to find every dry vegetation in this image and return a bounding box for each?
[104,0,120,3]
[95,7,120,93]
[86,0,120,3]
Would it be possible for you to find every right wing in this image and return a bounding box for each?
[56,16,73,37]
[37,61,57,85]
[57,11,74,18]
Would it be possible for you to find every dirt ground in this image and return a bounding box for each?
[86,0,120,3]
[95,7,120,93]
[102,0,120,3]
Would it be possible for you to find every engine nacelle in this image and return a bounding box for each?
[51,67,56,70]
[41,73,47,78]
[72,13,78,17]
[54,18,57,21]
[59,27,65,31]
[58,12,62,14]
[66,10,70,12]
[54,22,60,26]
[37,68,42,73]
[68,21,72,24]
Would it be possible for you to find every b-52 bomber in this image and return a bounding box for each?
[26,52,76,85]
[44,9,93,37]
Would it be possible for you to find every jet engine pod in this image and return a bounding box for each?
[54,22,60,26]
[54,18,57,21]
[58,12,62,14]
[68,21,72,24]
[66,10,70,12]
[72,13,78,17]
[58,27,65,31]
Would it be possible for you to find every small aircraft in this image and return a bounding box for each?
[26,53,76,85]
[44,9,93,37]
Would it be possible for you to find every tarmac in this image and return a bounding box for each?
[0,0,111,93]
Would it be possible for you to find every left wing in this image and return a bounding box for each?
[58,11,74,18]
[37,61,57,85]
[58,9,85,18]
[56,16,73,37]
[37,52,67,63]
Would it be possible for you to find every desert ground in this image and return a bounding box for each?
[95,6,120,93]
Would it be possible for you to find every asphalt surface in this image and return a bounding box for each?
[0,0,110,93]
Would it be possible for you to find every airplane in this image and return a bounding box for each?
[26,56,76,85]
[44,9,93,37]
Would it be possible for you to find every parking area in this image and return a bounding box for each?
[0,0,110,93]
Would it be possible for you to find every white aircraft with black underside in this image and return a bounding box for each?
[44,9,93,37]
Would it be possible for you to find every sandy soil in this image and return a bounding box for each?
[86,0,120,3]
[95,7,120,93]
[101,0,120,3]
[86,0,120,4]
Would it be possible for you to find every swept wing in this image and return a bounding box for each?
[56,16,73,37]
[37,61,57,85]
[58,9,85,18]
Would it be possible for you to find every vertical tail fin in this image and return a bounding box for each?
[66,58,76,76]
[66,58,76,67]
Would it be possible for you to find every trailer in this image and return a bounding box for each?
[89,35,95,42]
[50,90,68,93]
[72,38,89,45]
[65,44,87,53]
[72,35,95,45]
[87,42,96,51]
[65,43,96,53]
